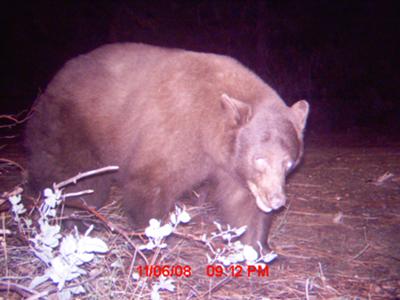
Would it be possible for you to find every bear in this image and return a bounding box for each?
[25,43,309,250]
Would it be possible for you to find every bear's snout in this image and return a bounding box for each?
[247,175,286,213]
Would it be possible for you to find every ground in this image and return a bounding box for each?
[0,132,399,299]
[270,133,400,299]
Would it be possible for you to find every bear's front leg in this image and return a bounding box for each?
[211,171,273,251]
[121,168,176,230]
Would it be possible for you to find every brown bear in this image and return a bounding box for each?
[25,43,309,249]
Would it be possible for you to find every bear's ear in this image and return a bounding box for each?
[221,93,252,126]
[291,100,310,134]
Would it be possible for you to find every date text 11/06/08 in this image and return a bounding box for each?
[136,265,269,278]
[137,265,192,278]
[206,264,269,278]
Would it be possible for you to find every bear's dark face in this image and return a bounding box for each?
[222,95,309,213]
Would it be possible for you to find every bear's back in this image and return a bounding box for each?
[25,43,283,191]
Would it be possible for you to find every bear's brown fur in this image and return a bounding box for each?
[25,43,309,249]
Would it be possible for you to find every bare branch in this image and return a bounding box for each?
[0,158,25,172]
[62,190,94,199]
[0,109,34,129]
[0,281,39,298]
[55,166,119,189]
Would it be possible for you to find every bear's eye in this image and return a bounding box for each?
[285,160,294,172]
[255,158,268,171]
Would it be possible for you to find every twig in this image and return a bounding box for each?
[0,281,39,298]
[52,168,148,264]
[1,212,9,279]
[197,277,233,298]
[351,244,370,260]
[289,183,323,188]
[0,158,25,172]
[62,190,94,199]
[0,109,33,129]
[1,186,24,208]
[126,247,139,293]
[318,262,326,282]
[25,271,104,300]
[173,230,206,243]
[77,200,149,265]
[1,186,23,199]
[305,277,311,300]
[55,166,119,189]
[137,235,165,297]
[372,171,394,185]
[351,227,370,260]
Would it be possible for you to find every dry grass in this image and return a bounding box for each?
[1,134,400,299]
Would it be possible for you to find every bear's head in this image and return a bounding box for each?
[221,94,310,213]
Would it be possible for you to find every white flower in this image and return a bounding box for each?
[222,233,232,241]
[151,289,161,300]
[151,276,175,300]
[145,219,173,239]
[32,244,54,264]
[177,210,191,223]
[145,219,161,238]
[170,213,177,225]
[43,188,61,208]
[201,234,207,242]
[232,241,244,250]
[157,276,175,292]
[261,251,278,263]
[213,221,222,231]
[78,236,108,253]
[234,226,247,237]
[229,252,244,263]
[60,235,78,257]
[170,206,191,225]
[243,245,258,263]
[9,194,22,205]
[219,257,230,266]
[132,272,140,281]
[39,221,61,248]
[48,256,86,290]
[158,224,173,237]
[9,194,26,220]
[139,239,156,251]
[12,203,26,216]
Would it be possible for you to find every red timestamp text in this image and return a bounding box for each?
[206,264,269,278]
[137,265,192,278]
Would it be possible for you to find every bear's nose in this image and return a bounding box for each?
[270,193,286,209]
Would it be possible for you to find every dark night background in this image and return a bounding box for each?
[2,1,399,135]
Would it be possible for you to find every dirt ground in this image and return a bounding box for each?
[1,132,399,299]
[268,133,400,299]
